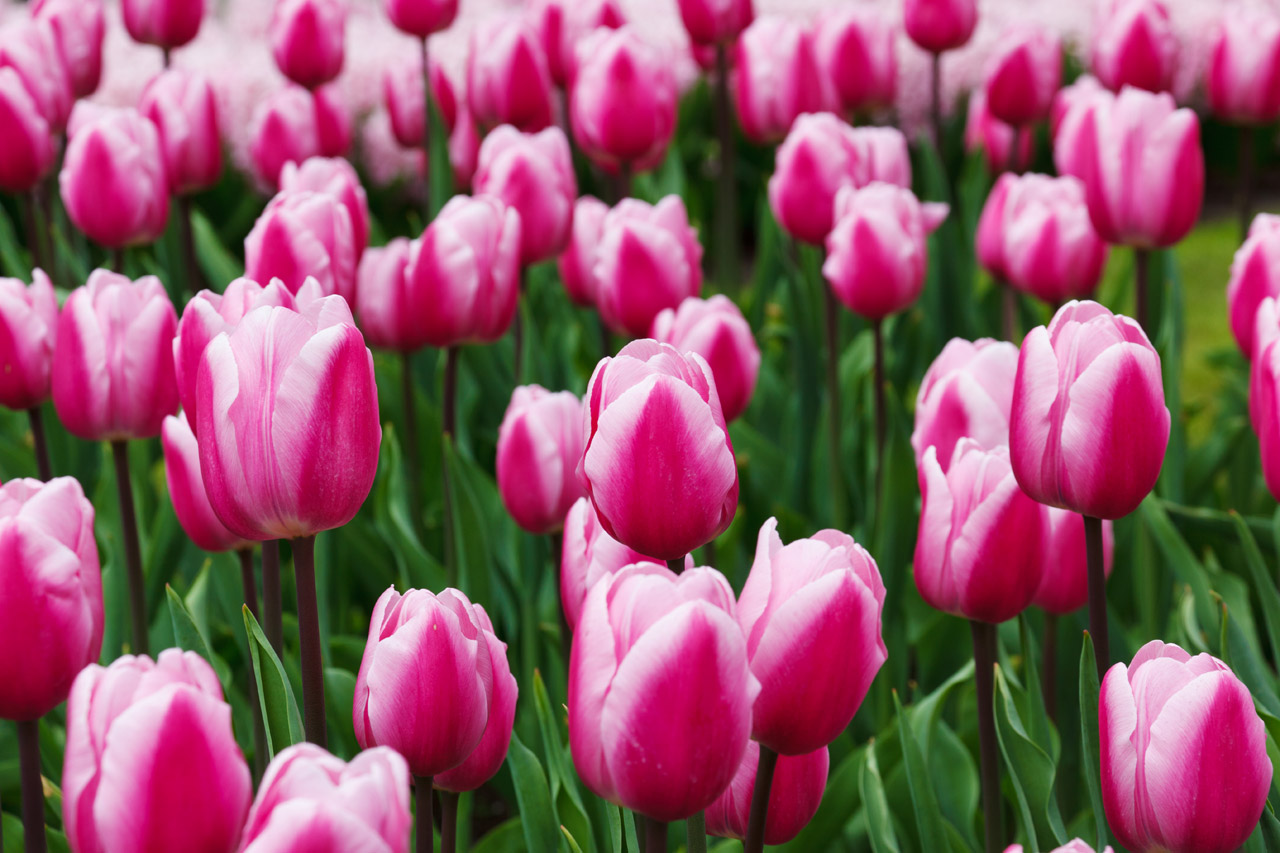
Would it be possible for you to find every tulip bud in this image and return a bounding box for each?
[196,295,381,540]
[52,270,179,441]
[675,0,752,47]
[271,0,345,90]
[965,90,1034,176]
[814,7,896,116]
[162,413,251,554]
[474,125,577,265]
[1100,641,1272,853]
[385,0,457,39]
[383,51,457,149]
[1227,214,1280,357]
[705,742,828,845]
[60,108,170,247]
[651,295,759,422]
[1206,7,1280,125]
[732,16,825,144]
[557,195,609,307]
[559,497,659,630]
[911,337,1018,472]
[1033,508,1114,615]
[0,477,100,722]
[915,440,1046,624]
[139,69,222,196]
[1010,300,1169,520]
[248,86,322,191]
[280,157,371,258]
[580,340,737,559]
[1092,0,1176,94]
[122,0,205,50]
[244,190,357,303]
[313,84,352,157]
[739,518,886,753]
[0,20,73,132]
[1250,298,1280,499]
[63,650,251,853]
[903,0,976,54]
[569,564,759,821]
[496,385,585,535]
[1051,75,1111,181]
[0,67,56,193]
[0,269,58,411]
[467,16,554,134]
[767,113,861,246]
[1006,843,1114,853]
[239,744,412,853]
[32,0,104,98]
[529,0,626,87]
[982,26,1062,127]
[595,196,703,338]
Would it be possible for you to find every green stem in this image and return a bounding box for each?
[415,776,434,853]
[111,440,148,655]
[293,534,326,747]
[442,347,458,588]
[402,352,422,533]
[643,817,667,853]
[743,745,779,853]
[971,620,1003,853]
[1240,125,1255,243]
[713,43,738,289]
[178,194,201,296]
[28,407,51,480]
[237,547,267,780]
[686,810,706,853]
[1085,515,1109,680]
[440,789,459,853]
[17,719,45,853]
[824,285,846,529]
[1134,247,1150,335]
[261,540,282,655]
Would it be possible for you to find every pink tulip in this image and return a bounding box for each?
[474,125,577,265]
[248,86,322,191]
[244,190,357,303]
[497,385,585,535]
[60,108,169,247]
[384,0,457,39]
[280,157,370,258]
[239,744,412,853]
[139,69,222,196]
[354,239,417,351]
[1206,7,1280,125]
[467,16,554,134]
[448,103,480,188]
[651,295,759,422]
[313,84,352,157]
[52,271,179,441]
[903,0,976,54]
[823,183,948,321]
[910,337,1018,471]
[162,413,251,554]
[915,439,1046,624]
[1010,300,1169,520]
[560,496,659,630]
[354,586,495,778]
[1033,508,1114,615]
[1072,87,1202,248]
[1051,75,1111,180]
[965,90,1034,175]
[739,518,886,753]
[733,16,825,144]
[767,113,861,246]
[383,51,457,149]
[1250,298,1280,498]
[528,0,626,87]
[594,196,703,338]
[31,0,104,98]
[1227,214,1280,357]
[63,650,251,853]
[814,7,896,116]
[1092,0,1176,94]
[122,0,205,50]
[558,195,609,307]
[0,67,56,193]
[982,26,1062,127]
[0,20,73,132]
[853,126,913,188]
[570,26,677,174]
[0,269,58,411]
[675,0,752,47]
[1006,843,1114,853]
[580,340,737,559]
[975,173,1109,304]
[1100,641,1272,853]
[569,563,758,821]
[0,477,100,722]
[705,743,828,845]
[271,0,345,90]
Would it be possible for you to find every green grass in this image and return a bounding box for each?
[1175,217,1242,441]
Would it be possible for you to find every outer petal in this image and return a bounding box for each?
[1099,662,1143,851]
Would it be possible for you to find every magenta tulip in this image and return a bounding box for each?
[0,20,73,132]
[162,413,251,554]
[244,190,357,303]
[814,7,896,116]
[139,69,222,196]
[122,0,204,50]
[63,649,251,853]
[474,125,577,265]
[467,16,554,134]
[32,0,104,98]
[560,496,659,630]
[383,51,457,149]
[497,385,585,535]
[0,269,58,412]
[1092,0,1176,94]
[1007,844,1113,853]
[0,67,56,193]
[1051,75,1111,181]
[982,26,1062,127]
[903,0,976,54]
[965,90,1034,175]
[1206,7,1280,125]
[558,195,609,307]
[651,295,760,422]
[1227,214,1280,357]
[354,239,417,352]
[911,337,1018,471]
[675,0,752,47]
[705,743,828,845]
[1249,298,1280,498]
[529,0,625,87]
[569,563,758,821]
[733,16,825,144]
[767,113,862,246]
[247,86,322,191]
[271,0,345,90]
[384,0,456,39]
[312,85,352,157]
[1033,508,1114,615]
[279,157,371,258]
[1100,641,1272,853]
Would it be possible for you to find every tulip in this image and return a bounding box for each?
[767,113,861,246]
[162,413,250,554]
[559,496,659,630]
[280,157,371,258]
[1206,8,1280,125]
[244,190,357,303]
[354,239,418,352]
[1051,75,1111,180]
[910,337,1018,472]
[580,340,737,560]
[138,69,222,196]
[594,196,703,338]
[1249,298,1280,499]
[497,385,585,535]
[529,0,626,87]
[853,126,913,189]
[385,0,457,39]
[467,16,554,134]
[0,20,73,132]
[705,743,828,845]
[63,650,252,853]
[675,0,752,47]
[239,744,412,853]
[60,108,169,248]
[733,16,825,144]
[651,295,759,422]
[1006,843,1113,853]
[982,26,1062,128]
[271,0,345,90]
[966,90,1034,176]
[903,0,976,54]
[1033,508,1114,615]
[383,51,457,149]
[122,0,204,50]
[569,564,759,821]
[248,86,322,191]
[1100,641,1272,853]
[1227,214,1280,357]
[570,26,677,175]
[814,7,896,116]
[31,0,104,98]
[313,84,352,157]
[0,67,56,194]
[1092,0,1176,94]
[558,195,609,307]
[474,125,577,265]
[0,269,58,414]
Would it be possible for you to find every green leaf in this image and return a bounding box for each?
[623,809,639,853]
[1079,633,1109,853]
[470,818,528,853]
[1237,511,1280,665]
[608,804,623,853]
[993,665,1068,850]
[1141,497,1217,632]
[859,742,901,853]
[561,826,586,853]
[190,208,244,287]
[242,605,303,760]
[892,690,951,852]
[507,731,563,853]
[167,584,213,663]
[1259,802,1280,851]
[427,97,453,218]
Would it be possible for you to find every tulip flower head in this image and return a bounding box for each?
[675,0,752,47]
[733,16,825,144]
[911,337,1019,471]
[244,190,358,303]
[384,0,457,40]
[1206,6,1280,125]
[706,742,828,845]
[1032,507,1114,615]
[467,15,554,134]
[270,0,346,90]
[0,269,58,412]
[528,0,626,87]
[0,66,56,193]
[139,69,223,196]
[1227,213,1280,357]
[982,26,1062,127]
[814,6,896,115]
[651,295,760,422]
[279,157,371,258]
[558,195,609,307]
[474,125,577,265]
[162,412,252,554]
[122,0,205,50]
[903,0,977,55]
[496,385,585,535]
[1091,0,1177,94]
[32,0,105,98]
[559,496,661,630]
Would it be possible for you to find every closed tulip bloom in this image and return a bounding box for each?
[853,125,912,188]
[271,0,345,90]
[244,190,357,303]
[474,125,577,265]
[122,0,204,49]
[467,16,554,134]
[676,0,752,47]
[1206,7,1280,125]
[529,0,626,87]
[1227,214,1280,357]
[1073,87,1202,248]
[965,90,1034,175]
[1010,300,1169,519]
[915,440,1046,623]
[983,27,1062,127]
[32,0,104,98]
[767,113,861,246]
[739,518,886,754]
[383,52,457,149]
[1249,298,1280,498]
[497,385,585,535]
[280,157,371,258]
[60,108,169,247]
[139,69,222,195]
[53,271,179,441]
[162,413,251,554]
[580,340,737,559]
[595,196,703,338]
[911,337,1018,471]
[705,742,828,845]
[0,67,56,193]
[1092,0,1176,94]
[560,497,658,630]
[385,0,457,39]
[570,26,677,173]
[824,183,948,321]
[0,269,58,411]
[651,296,759,422]
[815,7,896,115]
[1033,508,1114,615]
[558,195,609,306]
[354,586,494,777]
[903,0,976,54]
[354,239,419,351]
[239,744,412,853]
[248,87,321,190]
[1007,843,1114,853]
[1100,641,1272,853]
[196,295,380,541]
[569,564,758,821]
[1051,75,1111,180]
[733,16,825,144]
[313,84,352,157]
[0,477,100,722]
[0,20,73,132]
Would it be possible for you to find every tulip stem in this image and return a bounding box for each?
[713,43,738,289]
[27,407,51,480]
[402,352,422,533]
[872,318,887,511]
[442,346,458,440]
[1084,515,1109,680]
[293,534,327,748]
[1239,125,1255,242]
[930,52,943,152]
[618,162,633,203]
[823,285,846,529]
[1001,284,1018,343]
[1133,247,1151,335]
[237,547,267,780]
[970,620,1003,853]
[744,744,778,853]
[177,194,201,296]
[415,776,434,853]
[262,540,283,655]
[111,440,149,655]
[112,248,125,275]
[420,37,447,220]
[667,557,684,575]
[1043,612,1058,725]
[17,719,45,853]
[686,811,706,853]
[442,347,458,587]
[440,790,459,853]
[21,191,44,274]
[553,532,571,664]
[643,816,667,853]
[514,267,527,384]
[237,547,260,622]
[162,47,171,69]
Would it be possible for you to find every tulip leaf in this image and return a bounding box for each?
[892,690,952,852]
[507,731,563,853]
[1141,497,1218,634]
[561,826,585,853]
[784,745,866,849]
[607,804,623,853]
[992,664,1068,851]
[1237,511,1280,665]
[242,605,303,760]
[859,741,901,853]
[167,584,213,665]
[427,98,453,219]
[1079,633,1109,853]
[1260,802,1280,851]
[190,207,245,288]
[0,202,26,278]
[622,808,639,853]
[469,818,527,853]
